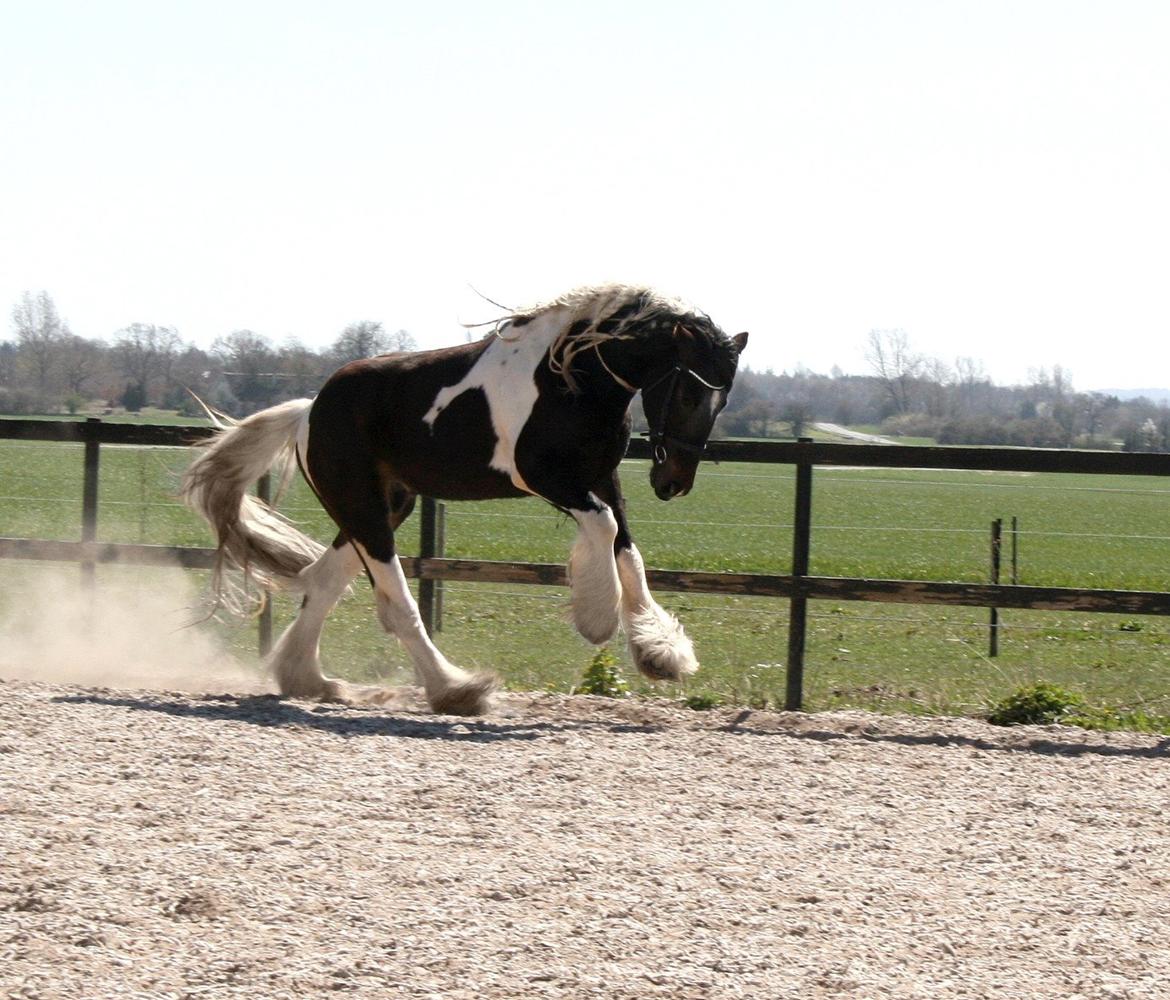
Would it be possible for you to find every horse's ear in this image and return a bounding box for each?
[732,332,749,354]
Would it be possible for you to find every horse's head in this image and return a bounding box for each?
[641,321,748,500]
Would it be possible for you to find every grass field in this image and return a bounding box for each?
[2,426,1169,722]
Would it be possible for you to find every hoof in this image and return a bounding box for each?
[627,606,698,681]
[319,678,351,703]
[429,672,500,716]
[632,644,699,681]
[571,597,621,645]
[574,614,620,646]
[279,677,351,702]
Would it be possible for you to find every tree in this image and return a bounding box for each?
[278,338,329,397]
[780,397,814,439]
[11,291,69,405]
[58,334,104,398]
[212,329,278,412]
[330,321,416,366]
[865,328,921,416]
[112,323,183,407]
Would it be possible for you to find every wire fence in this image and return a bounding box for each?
[4,421,1170,712]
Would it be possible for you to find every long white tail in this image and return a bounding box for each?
[180,398,325,612]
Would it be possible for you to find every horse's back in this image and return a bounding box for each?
[307,340,525,502]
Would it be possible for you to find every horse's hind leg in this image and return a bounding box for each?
[269,540,362,700]
[363,551,498,715]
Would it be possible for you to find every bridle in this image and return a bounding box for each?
[587,325,728,465]
[640,363,727,465]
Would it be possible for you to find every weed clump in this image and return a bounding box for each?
[573,648,628,698]
[987,681,1087,726]
[681,692,724,711]
[987,681,1170,735]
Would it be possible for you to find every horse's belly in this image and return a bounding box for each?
[399,465,526,502]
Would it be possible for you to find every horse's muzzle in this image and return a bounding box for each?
[650,455,697,501]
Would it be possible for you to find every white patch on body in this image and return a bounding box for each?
[422,310,568,493]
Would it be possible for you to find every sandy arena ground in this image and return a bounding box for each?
[1,679,1168,999]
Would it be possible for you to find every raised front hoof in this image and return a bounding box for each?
[631,642,699,683]
[428,672,500,716]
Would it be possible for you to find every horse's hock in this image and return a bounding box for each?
[2,678,1167,999]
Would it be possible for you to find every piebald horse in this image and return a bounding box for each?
[181,285,747,714]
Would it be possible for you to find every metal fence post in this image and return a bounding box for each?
[784,438,814,711]
[435,501,446,631]
[989,517,1003,657]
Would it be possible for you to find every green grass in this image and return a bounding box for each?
[2,430,1169,728]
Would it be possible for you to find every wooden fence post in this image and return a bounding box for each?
[419,496,438,637]
[80,418,101,590]
[1011,516,1019,585]
[784,438,814,711]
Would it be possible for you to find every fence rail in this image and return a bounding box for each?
[3,417,1169,709]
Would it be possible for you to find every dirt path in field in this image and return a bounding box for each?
[813,422,898,445]
[2,678,1168,1000]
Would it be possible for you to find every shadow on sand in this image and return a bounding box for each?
[50,691,662,744]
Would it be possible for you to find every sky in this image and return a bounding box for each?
[2,0,1168,391]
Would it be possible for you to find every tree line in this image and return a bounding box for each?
[720,328,1169,453]
[3,294,1167,452]
[1,291,415,418]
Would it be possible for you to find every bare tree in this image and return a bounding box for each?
[330,321,416,366]
[921,357,953,418]
[212,329,278,412]
[866,328,921,415]
[12,291,68,404]
[279,338,329,397]
[59,335,105,400]
[112,323,183,406]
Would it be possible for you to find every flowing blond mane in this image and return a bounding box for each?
[479,283,698,392]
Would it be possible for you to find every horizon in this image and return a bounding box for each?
[3,2,1167,392]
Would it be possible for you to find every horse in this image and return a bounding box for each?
[181,284,747,715]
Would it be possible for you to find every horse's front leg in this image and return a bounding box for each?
[596,476,698,681]
[565,497,623,645]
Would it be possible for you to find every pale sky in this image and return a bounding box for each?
[2,1,1168,390]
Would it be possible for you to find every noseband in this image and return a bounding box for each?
[641,364,727,465]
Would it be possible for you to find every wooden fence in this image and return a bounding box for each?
[3,417,1170,709]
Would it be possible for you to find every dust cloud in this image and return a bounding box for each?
[0,565,270,694]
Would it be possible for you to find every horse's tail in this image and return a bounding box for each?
[180,397,326,612]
